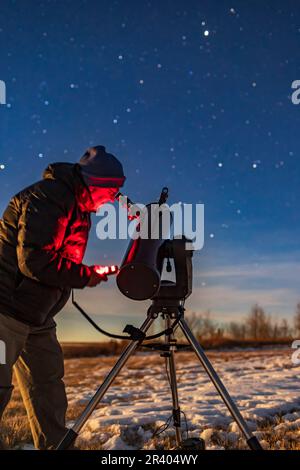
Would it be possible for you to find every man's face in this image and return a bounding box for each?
[88,186,120,211]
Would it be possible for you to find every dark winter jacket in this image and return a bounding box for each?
[0,163,93,326]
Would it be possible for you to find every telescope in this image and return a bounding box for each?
[116,187,192,301]
[56,187,263,451]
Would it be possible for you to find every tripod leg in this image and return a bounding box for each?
[178,318,262,450]
[165,317,182,447]
[56,315,156,450]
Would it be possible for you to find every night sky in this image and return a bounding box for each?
[1,0,300,341]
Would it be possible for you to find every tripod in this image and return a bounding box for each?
[56,297,262,450]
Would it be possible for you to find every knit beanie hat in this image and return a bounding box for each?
[78,146,126,188]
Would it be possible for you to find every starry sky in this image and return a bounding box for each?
[0,0,300,341]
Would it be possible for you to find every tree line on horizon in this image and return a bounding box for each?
[185,303,300,342]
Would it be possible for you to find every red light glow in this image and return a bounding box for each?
[95,265,119,275]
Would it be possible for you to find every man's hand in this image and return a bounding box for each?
[86,267,108,287]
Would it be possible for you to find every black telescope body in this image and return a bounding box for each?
[116,200,173,300]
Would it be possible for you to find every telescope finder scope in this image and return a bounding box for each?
[116,189,173,301]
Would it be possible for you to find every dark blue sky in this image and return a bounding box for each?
[1,0,299,340]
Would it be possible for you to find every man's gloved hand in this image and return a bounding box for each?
[86,266,108,287]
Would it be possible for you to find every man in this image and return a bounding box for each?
[0,145,126,449]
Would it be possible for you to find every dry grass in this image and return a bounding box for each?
[60,339,292,358]
[1,348,299,450]
[61,341,130,358]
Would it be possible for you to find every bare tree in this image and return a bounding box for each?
[183,311,204,335]
[215,327,225,340]
[183,310,220,341]
[246,304,272,340]
[202,311,217,339]
[272,321,279,340]
[294,303,300,337]
[279,318,291,338]
[227,322,246,340]
[179,307,293,344]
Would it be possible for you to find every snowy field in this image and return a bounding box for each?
[63,348,300,450]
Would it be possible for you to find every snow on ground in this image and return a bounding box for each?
[65,349,300,450]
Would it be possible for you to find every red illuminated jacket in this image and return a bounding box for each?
[0,163,93,326]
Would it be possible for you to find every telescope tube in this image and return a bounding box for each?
[116,202,172,300]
